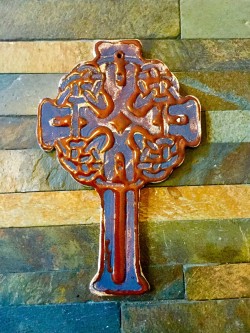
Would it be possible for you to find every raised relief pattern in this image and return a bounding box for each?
[37,40,201,295]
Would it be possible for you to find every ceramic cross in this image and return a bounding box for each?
[37,40,201,296]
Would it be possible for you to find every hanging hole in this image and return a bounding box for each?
[117,52,122,58]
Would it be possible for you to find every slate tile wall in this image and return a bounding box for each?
[0,1,249,332]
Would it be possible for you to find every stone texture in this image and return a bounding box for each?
[0,74,61,115]
[0,41,93,73]
[122,299,250,333]
[0,143,249,193]
[0,302,120,333]
[159,142,250,187]
[1,111,249,149]
[0,218,249,272]
[0,190,99,227]
[181,0,250,38]
[205,111,250,143]
[185,263,250,300]
[0,0,248,324]
[139,186,250,223]
[0,265,183,305]
[178,71,250,111]
[0,186,249,227]
[0,116,37,149]
[2,72,249,115]
[0,270,96,306]
[139,218,250,266]
[0,150,84,193]
[0,225,99,273]
[0,0,180,40]
[0,40,249,73]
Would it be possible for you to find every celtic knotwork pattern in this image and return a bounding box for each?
[125,61,200,185]
[37,40,201,296]
[57,65,114,119]
[128,128,183,183]
[55,127,114,184]
[127,63,179,118]
[38,41,201,189]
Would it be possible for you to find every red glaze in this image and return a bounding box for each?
[37,40,201,296]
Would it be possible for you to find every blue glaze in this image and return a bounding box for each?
[92,190,146,294]
[168,101,200,143]
[40,102,71,148]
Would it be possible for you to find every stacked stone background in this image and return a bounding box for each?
[0,0,249,332]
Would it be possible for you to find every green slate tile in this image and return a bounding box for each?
[122,299,250,333]
[0,269,96,305]
[0,225,99,273]
[0,219,249,274]
[0,265,184,305]
[178,71,250,111]
[140,219,250,266]
[158,142,250,187]
[184,263,250,300]
[181,0,250,38]
[0,149,86,192]
[205,111,250,143]
[0,0,179,40]
[0,74,61,116]
[0,116,37,149]
[142,39,250,72]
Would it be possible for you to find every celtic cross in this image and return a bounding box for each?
[37,40,201,295]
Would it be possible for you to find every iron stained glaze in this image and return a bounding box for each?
[37,40,201,296]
